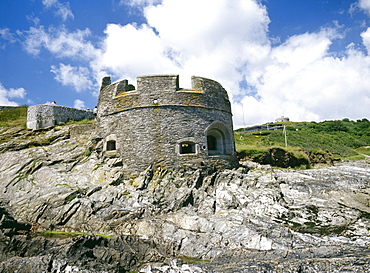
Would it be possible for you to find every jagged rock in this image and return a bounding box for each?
[0,125,370,272]
[0,208,31,236]
[0,234,167,273]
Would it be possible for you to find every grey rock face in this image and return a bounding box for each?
[0,234,167,273]
[0,125,370,272]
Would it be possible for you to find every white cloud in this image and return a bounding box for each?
[121,0,162,7]
[18,0,370,126]
[22,26,98,60]
[96,0,270,90]
[42,0,74,21]
[359,0,370,13]
[361,27,370,53]
[73,99,85,109]
[93,0,370,126]
[7,87,26,99]
[235,28,370,126]
[0,28,17,48]
[99,23,176,78]
[0,83,26,106]
[51,63,93,92]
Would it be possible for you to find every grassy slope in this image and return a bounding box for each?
[0,106,95,145]
[235,119,370,165]
[1,107,369,166]
[0,106,28,127]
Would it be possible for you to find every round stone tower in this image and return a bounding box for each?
[97,74,238,174]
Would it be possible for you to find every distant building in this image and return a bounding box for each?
[275,116,289,122]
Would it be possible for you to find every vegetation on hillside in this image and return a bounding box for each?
[1,107,369,168]
[235,119,370,168]
[0,106,28,127]
[0,106,95,146]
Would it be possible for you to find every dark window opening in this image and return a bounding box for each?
[207,135,217,150]
[180,142,195,154]
[107,140,116,151]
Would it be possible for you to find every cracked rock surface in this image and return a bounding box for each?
[0,125,370,272]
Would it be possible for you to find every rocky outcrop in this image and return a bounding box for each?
[238,147,340,168]
[0,125,369,272]
[0,234,167,272]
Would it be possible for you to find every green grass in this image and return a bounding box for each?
[236,119,370,166]
[355,146,370,156]
[0,106,94,128]
[64,118,96,125]
[1,107,369,167]
[178,256,211,264]
[37,231,112,238]
[0,106,28,127]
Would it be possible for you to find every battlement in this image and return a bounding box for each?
[97,75,231,117]
[27,104,95,130]
[97,74,238,174]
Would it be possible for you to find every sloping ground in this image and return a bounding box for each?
[235,119,370,168]
[0,125,370,272]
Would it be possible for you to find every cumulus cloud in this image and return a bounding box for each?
[22,25,98,60]
[42,0,74,21]
[17,0,370,126]
[96,0,369,127]
[239,34,370,125]
[51,63,93,92]
[361,27,370,53]
[98,0,270,90]
[90,0,370,126]
[99,23,176,78]
[0,83,26,106]
[73,99,85,109]
[359,0,370,13]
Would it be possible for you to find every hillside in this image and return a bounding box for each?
[1,107,369,168]
[235,119,370,168]
[0,107,370,272]
[0,105,28,127]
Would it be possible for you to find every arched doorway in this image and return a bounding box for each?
[206,122,233,155]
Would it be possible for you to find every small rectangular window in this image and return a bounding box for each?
[107,140,116,151]
[180,142,195,154]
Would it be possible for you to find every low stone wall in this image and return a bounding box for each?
[27,105,95,130]
[70,124,97,138]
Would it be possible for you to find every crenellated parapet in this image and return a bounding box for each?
[97,75,231,118]
[96,74,238,174]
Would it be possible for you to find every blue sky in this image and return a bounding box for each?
[1,0,370,127]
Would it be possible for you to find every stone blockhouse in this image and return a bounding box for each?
[27,105,95,130]
[275,116,289,123]
[97,74,238,173]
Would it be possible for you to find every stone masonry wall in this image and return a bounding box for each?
[97,75,238,174]
[99,106,237,173]
[97,75,231,118]
[27,105,95,130]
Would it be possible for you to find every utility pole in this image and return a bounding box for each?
[283,125,288,147]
